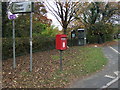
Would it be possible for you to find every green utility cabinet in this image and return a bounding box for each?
[71,30,77,46]
[77,29,86,46]
[71,30,76,38]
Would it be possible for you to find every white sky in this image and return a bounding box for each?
[47,13,62,30]
[44,0,62,30]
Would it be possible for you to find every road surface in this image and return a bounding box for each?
[69,44,119,89]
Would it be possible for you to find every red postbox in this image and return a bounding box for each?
[56,34,67,50]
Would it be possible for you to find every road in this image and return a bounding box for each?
[108,80,119,88]
[69,45,119,89]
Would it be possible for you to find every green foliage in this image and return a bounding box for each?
[2,14,30,37]
[2,37,29,60]
[41,25,59,37]
[2,19,13,37]
[2,36,55,60]
[32,36,55,52]
[113,25,120,34]
[2,2,52,38]
[2,5,59,60]
[86,22,114,43]
[15,15,30,37]
[2,36,78,60]
[32,23,59,37]
[51,55,59,61]
[83,2,100,25]
[79,2,118,43]
[2,2,13,37]
[87,22,113,35]
[2,14,58,38]
[33,22,47,36]
[86,34,99,44]
[82,2,118,25]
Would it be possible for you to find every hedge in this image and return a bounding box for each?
[2,36,55,60]
[2,36,89,60]
[86,34,113,44]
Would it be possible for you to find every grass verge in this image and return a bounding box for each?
[114,39,120,42]
[2,46,107,88]
[49,46,107,87]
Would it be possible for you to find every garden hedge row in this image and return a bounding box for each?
[3,34,113,60]
[2,36,79,60]
[2,36,80,60]
[86,34,113,44]
[2,36,55,60]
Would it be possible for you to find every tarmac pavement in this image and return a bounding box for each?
[108,80,119,88]
[69,45,119,89]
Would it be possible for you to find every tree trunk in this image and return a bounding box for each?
[63,26,67,34]
[63,29,66,34]
[98,33,103,44]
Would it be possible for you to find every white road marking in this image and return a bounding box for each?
[101,76,119,89]
[109,46,120,54]
[114,71,120,76]
[104,75,115,79]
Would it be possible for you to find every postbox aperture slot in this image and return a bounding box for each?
[61,38,66,40]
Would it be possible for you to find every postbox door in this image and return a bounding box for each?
[61,37,67,50]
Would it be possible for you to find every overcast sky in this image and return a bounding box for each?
[44,0,62,30]
[47,13,62,30]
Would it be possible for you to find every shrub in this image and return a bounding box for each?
[2,36,55,60]
[86,22,114,44]
[2,36,83,60]
[86,34,99,44]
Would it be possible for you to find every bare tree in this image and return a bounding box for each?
[45,0,81,34]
